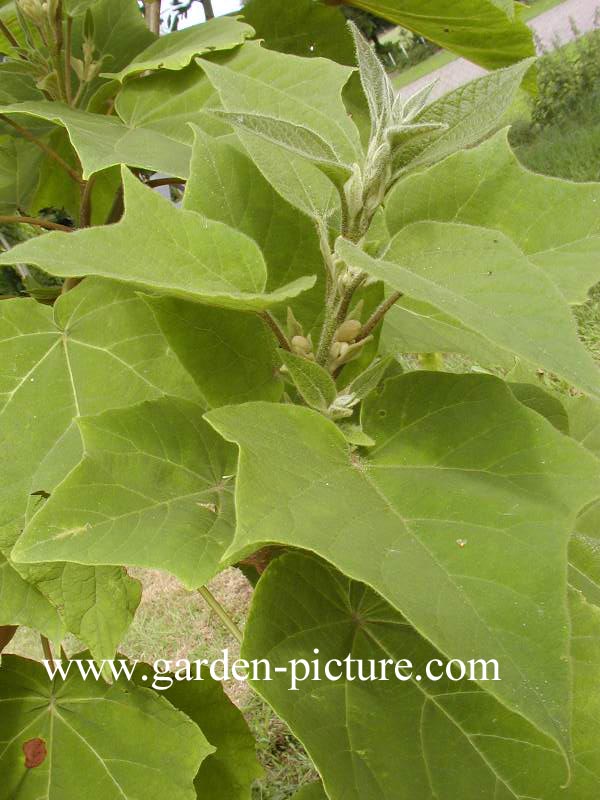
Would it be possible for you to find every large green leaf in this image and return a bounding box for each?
[0,169,316,309]
[134,662,263,799]
[206,372,600,749]
[14,396,237,589]
[235,134,342,229]
[565,396,600,606]
[0,653,211,800]
[0,102,191,179]
[241,0,354,62]
[70,0,155,103]
[244,552,600,799]
[346,0,534,71]
[381,295,513,366]
[199,41,361,167]
[0,278,198,650]
[108,16,254,81]
[388,129,600,303]
[183,126,324,328]
[337,225,600,399]
[239,0,369,145]
[115,62,221,146]
[0,135,42,214]
[17,561,141,663]
[145,296,283,407]
[0,552,64,641]
[394,59,533,172]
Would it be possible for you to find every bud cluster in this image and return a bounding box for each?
[343,23,447,242]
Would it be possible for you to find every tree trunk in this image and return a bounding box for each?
[201,0,215,20]
[144,0,161,35]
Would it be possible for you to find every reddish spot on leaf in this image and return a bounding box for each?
[23,738,47,768]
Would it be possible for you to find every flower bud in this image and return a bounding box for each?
[17,0,45,24]
[286,307,303,339]
[334,319,362,343]
[291,335,312,356]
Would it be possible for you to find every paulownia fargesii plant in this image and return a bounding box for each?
[1,0,600,797]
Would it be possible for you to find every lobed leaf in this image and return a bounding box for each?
[0,101,191,179]
[244,552,600,799]
[107,16,254,81]
[0,169,316,309]
[0,278,198,653]
[134,662,263,799]
[184,126,324,328]
[146,295,283,407]
[0,653,211,800]
[206,372,600,750]
[337,224,600,399]
[388,129,600,303]
[199,41,362,167]
[14,396,237,589]
[347,0,534,71]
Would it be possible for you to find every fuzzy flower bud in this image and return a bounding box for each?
[334,319,362,343]
[291,335,312,356]
[17,0,45,24]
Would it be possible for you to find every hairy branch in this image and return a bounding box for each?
[259,311,291,351]
[357,291,403,341]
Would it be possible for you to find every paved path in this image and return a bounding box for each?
[398,0,599,100]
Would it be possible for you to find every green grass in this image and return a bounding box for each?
[392,0,567,89]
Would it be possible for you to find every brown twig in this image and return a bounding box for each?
[0,18,22,51]
[106,183,124,224]
[144,0,162,35]
[357,291,403,341]
[79,175,96,228]
[145,176,186,189]
[259,311,291,351]
[0,114,84,185]
[336,271,367,325]
[61,276,82,294]
[0,214,73,232]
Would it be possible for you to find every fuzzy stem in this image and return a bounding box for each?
[259,311,291,351]
[0,114,84,185]
[0,214,73,232]
[336,271,367,325]
[357,291,402,341]
[198,586,243,643]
